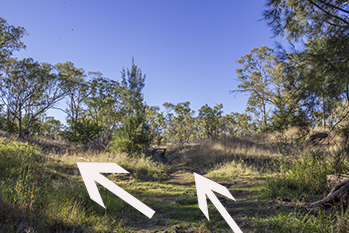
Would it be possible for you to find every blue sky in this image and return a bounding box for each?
[1,0,282,123]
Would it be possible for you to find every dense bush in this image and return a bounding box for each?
[108,114,151,156]
[64,118,103,144]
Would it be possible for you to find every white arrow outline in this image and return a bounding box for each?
[194,173,243,233]
[77,162,155,219]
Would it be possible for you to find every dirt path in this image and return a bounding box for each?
[169,171,194,185]
[143,166,271,233]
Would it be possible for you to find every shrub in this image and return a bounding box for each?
[64,118,103,144]
[1,120,19,133]
[109,114,151,156]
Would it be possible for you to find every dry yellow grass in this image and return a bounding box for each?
[177,135,282,173]
[208,160,259,181]
[49,150,167,181]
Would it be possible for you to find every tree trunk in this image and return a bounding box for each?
[329,112,333,129]
[322,94,326,130]
[310,179,349,208]
[23,117,34,139]
[262,100,267,126]
[345,85,349,105]
[18,109,24,139]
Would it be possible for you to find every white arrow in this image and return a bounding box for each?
[194,173,243,233]
[77,162,155,219]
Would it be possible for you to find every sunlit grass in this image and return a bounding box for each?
[208,160,261,182]
[253,209,349,233]
[176,136,282,174]
[49,149,168,181]
[0,137,168,232]
[2,130,349,232]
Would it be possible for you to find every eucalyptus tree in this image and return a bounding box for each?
[162,102,175,142]
[163,101,196,143]
[0,17,27,125]
[55,61,87,127]
[40,116,62,140]
[83,72,123,144]
[0,58,70,138]
[0,17,27,68]
[229,112,256,136]
[146,105,166,145]
[233,46,284,128]
[198,103,223,140]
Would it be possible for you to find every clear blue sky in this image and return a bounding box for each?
[1,0,282,123]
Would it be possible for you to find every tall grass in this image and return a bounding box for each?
[0,137,166,232]
[53,150,167,181]
[256,209,349,233]
[208,160,259,182]
[178,136,282,173]
[255,131,349,233]
[263,154,333,202]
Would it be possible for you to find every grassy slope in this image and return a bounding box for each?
[1,131,349,232]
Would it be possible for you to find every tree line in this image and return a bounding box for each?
[0,17,258,155]
[1,0,349,155]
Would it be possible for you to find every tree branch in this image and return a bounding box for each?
[308,0,349,26]
[317,0,349,15]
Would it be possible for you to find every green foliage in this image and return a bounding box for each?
[83,72,122,144]
[263,0,349,132]
[223,112,257,136]
[234,46,284,129]
[0,138,41,215]
[109,59,151,155]
[110,114,151,155]
[1,119,18,133]
[198,103,223,140]
[40,116,62,139]
[0,58,71,138]
[148,102,260,143]
[56,61,87,125]
[0,17,27,66]
[64,118,103,144]
[163,101,197,143]
[146,105,166,145]
[263,0,349,41]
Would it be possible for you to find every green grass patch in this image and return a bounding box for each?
[254,209,349,233]
[262,155,334,201]
[2,133,349,232]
